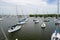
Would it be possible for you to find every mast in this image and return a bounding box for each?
[20,8,23,18]
[16,0,19,22]
[57,0,59,29]
[16,0,17,16]
[57,0,59,18]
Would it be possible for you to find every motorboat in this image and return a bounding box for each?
[41,22,46,28]
[51,28,60,40]
[8,24,21,33]
[33,19,39,24]
[35,20,39,23]
[44,18,50,22]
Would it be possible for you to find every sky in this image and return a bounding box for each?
[0,0,60,15]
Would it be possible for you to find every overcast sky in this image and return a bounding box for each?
[0,0,60,15]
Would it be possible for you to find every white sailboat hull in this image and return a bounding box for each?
[35,20,39,23]
[8,26,21,33]
[41,22,46,28]
[33,19,39,23]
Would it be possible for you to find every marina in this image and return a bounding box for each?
[0,0,60,40]
[0,16,60,40]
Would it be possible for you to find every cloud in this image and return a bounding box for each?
[0,0,60,15]
[1,0,48,6]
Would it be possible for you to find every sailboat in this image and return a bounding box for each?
[22,16,28,22]
[33,18,39,24]
[55,19,60,25]
[51,0,60,40]
[55,0,60,25]
[8,1,21,33]
[44,18,50,22]
[17,16,28,25]
[41,16,46,28]
[51,28,60,40]
[8,24,21,33]
[17,18,26,25]
[33,9,39,24]
[17,9,28,25]
[44,12,50,22]
[41,22,46,28]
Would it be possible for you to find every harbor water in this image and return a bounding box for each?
[0,15,60,40]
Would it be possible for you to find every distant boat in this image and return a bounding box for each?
[0,16,3,21]
[41,22,46,28]
[33,19,37,21]
[17,21,26,25]
[33,19,39,24]
[16,16,26,25]
[55,19,60,25]
[55,0,60,25]
[51,28,60,40]
[42,17,50,22]
[44,12,50,22]
[17,10,28,25]
[24,18,28,22]
[0,18,3,21]
[34,20,39,24]
[8,24,21,33]
[17,18,28,25]
[41,17,46,28]
[44,19,50,22]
